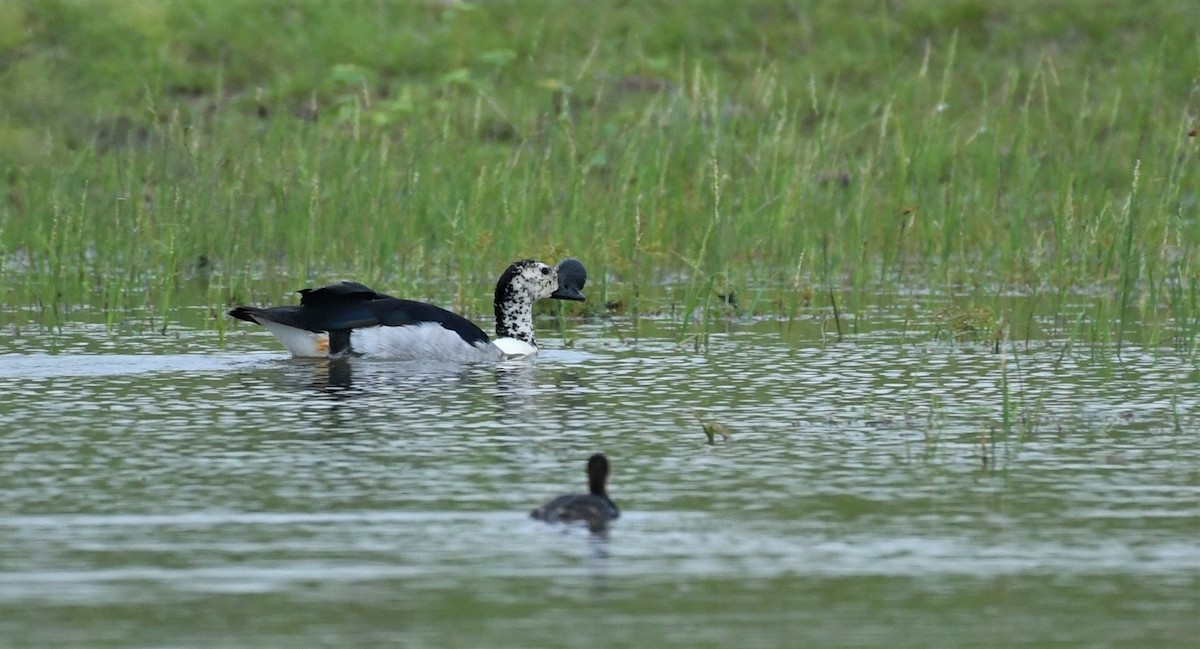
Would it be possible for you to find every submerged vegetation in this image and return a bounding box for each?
[0,1,1198,348]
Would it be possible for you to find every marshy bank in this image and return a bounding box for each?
[0,1,1198,351]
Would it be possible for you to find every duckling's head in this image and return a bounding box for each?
[587,453,610,496]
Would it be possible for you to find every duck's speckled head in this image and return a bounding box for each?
[498,259,559,301]
[493,260,558,344]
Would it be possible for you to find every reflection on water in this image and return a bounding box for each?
[0,317,1198,647]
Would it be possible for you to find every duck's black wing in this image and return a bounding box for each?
[370,298,492,346]
[230,282,493,354]
[297,281,390,305]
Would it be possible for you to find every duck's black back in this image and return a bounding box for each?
[230,281,493,348]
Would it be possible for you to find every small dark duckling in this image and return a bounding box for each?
[531,454,619,530]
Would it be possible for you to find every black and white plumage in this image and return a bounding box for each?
[228,259,586,361]
[531,454,620,530]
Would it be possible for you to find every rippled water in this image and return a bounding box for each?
[2,311,1199,647]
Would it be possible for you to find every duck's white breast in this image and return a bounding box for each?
[492,337,538,358]
[350,323,503,361]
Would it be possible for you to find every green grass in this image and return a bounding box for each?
[1,0,1199,347]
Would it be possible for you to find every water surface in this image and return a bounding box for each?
[1,312,1198,647]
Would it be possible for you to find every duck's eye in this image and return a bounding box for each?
[541,266,551,275]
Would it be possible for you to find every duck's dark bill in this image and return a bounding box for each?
[550,286,586,301]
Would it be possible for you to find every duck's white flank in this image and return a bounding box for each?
[255,319,533,361]
[349,322,504,361]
